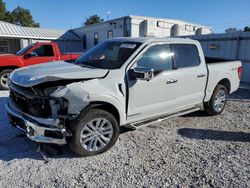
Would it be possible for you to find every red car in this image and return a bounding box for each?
[0,42,81,90]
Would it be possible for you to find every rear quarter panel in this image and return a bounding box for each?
[205,61,241,102]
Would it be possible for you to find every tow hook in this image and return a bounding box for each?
[62,128,71,137]
[37,143,64,164]
[27,126,35,136]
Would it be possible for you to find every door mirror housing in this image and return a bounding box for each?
[129,67,154,81]
[23,52,37,59]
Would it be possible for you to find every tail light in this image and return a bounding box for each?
[237,66,242,80]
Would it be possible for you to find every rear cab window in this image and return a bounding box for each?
[32,45,54,57]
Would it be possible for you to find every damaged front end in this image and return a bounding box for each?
[6,80,90,145]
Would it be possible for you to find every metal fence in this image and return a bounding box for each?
[187,32,250,83]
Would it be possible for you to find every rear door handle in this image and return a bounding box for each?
[166,79,178,84]
[197,74,206,78]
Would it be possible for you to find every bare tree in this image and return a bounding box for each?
[225,28,238,33]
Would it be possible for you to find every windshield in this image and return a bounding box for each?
[16,43,35,55]
[75,41,141,69]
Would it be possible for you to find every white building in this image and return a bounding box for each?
[72,15,212,51]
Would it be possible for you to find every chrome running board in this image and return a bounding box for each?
[125,107,200,130]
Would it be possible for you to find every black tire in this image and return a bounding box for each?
[0,69,13,90]
[69,109,119,156]
[204,84,228,116]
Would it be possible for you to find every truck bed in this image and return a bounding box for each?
[205,57,234,64]
[61,53,82,61]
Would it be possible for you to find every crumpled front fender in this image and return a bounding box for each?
[50,82,90,115]
[50,78,125,125]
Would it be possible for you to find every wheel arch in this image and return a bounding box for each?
[206,78,231,101]
[0,66,19,72]
[205,73,232,102]
[88,101,120,125]
[217,78,231,94]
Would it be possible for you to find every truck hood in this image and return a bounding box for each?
[0,54,22,62]
[0,54,17,57]
[10,61,109,87]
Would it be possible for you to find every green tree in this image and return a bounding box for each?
[0,1,40,27]
[244,26,250,32]
[4,11,15,23]
[225,27,238,33]
[0,0,6,20]
[12,6,39,27]
[84,15,104,26]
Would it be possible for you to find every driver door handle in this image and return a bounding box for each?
[197,74,206,78]
[166,79,178,84]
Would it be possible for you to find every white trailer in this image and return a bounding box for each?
[72,15,212,51]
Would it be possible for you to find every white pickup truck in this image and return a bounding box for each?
[6,37,242,156]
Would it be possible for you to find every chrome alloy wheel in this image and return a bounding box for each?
[213,89,226,112]
[80,118,113,152]
[0,72,10,88]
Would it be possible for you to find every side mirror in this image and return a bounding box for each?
[129,67,154,81]
[23,52,37,59]
[23,54,31,59]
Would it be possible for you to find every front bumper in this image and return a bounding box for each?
[6,101,68,145]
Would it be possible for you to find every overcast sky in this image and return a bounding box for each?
[5,0,250,33]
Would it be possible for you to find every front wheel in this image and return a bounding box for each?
[0,69,13,90]
[69,109,119,156]
[204,84,228,115]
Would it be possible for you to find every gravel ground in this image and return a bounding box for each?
[0,89,249,188]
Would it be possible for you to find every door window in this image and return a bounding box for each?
[32,45,54,57]
[137,44,173,73]
[171,44,200,68]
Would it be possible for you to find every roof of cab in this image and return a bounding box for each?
[108,37,197,44]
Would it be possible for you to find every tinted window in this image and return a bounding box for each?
[137,44,173,72]
[171,44,200,68]
[33,45,54,57]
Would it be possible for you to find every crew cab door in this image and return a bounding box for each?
[23,44,57,66]
[126,43,178,123]
[171,43,207,110]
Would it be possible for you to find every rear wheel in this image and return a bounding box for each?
[69,109,119,156]
[204,84,228,115]
[0,69,13,90]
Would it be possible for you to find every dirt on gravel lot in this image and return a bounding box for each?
[0,89,249,188]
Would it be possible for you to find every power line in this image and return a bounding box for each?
[208,20,250,26]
